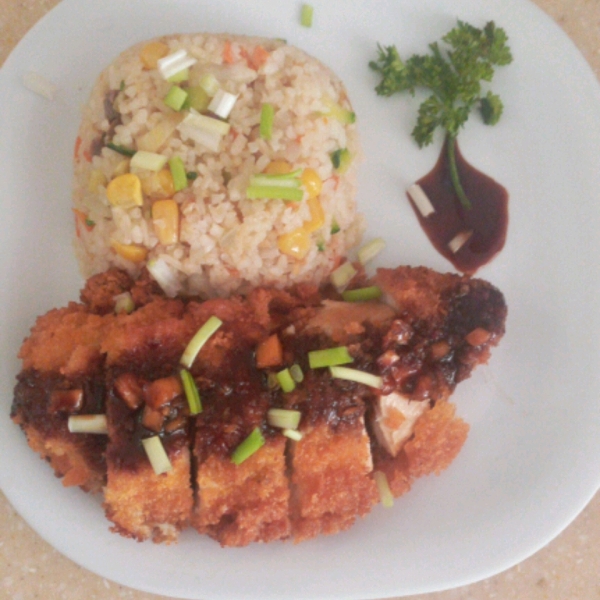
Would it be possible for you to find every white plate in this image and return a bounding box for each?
[1,0,600,598]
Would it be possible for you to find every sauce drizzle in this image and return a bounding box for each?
[409,139,509,274]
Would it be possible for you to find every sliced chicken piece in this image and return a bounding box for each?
[372,392,430,457]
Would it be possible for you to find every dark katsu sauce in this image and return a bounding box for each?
[409,139,509,274]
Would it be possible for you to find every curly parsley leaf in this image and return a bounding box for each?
[370,20,512,208]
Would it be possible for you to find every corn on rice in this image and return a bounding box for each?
[73,33,364,298]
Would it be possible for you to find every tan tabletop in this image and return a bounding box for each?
[1,1,599,599]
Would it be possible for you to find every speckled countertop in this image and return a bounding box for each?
[1,1,599,599]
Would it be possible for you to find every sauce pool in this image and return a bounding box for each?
[408,139,509,274]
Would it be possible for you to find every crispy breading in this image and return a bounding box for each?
[104,452,193,544]
[193,438,290,547]
[290,421,378,542]
[12,265,506,546]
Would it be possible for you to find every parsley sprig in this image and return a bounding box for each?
[370,20,512,209]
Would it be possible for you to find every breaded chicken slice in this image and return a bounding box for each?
[12,303,113,492]
[104,371,193,544]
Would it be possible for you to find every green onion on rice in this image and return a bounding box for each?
[73,33,364,298]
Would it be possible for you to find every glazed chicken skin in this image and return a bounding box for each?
[11,265,506,546]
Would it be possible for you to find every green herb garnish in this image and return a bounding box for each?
[106,142,136,157]
[369,20,512,209]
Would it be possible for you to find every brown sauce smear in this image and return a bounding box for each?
[409,139,509,274]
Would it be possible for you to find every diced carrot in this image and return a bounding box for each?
[223,40,235,64]
[250,46,270,69]
[82,148,92,163]
[74,136,82,161]
[256,334,283,369]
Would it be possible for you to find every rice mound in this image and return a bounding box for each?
[73,33,364,298]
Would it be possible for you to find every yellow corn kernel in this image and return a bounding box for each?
[277,228,311,260]
[87,169,107,193]
[301,168,323,199]
[110,240,148,263]
[303,196,325,233]
[264,160,293,175]
[140,41,169,70]
[152,199,180,245]
[106,173,143,208]
[140,168,175,199]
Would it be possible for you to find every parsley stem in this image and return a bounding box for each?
[447,136,472,210]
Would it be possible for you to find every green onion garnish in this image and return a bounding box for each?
[168,156,188,192]
[330,219,340,234]
[67,415,108,434]
[373,470,394,508]
[164,85,188,111]
[300,4,314,27]
[186,171,198,180]
[260,103,275,140]
[329,365,383,389]
[85,218,96,228]
[142,436,173,475]
[180,315,223,368]
[167,67,190,83]
[180,369,202,415]
[290,363,304,383]
[267,408,302,430]
[246,185,304,202]
[114,291,135,314]
[231,427,265,465]
[308,346,353,369]
[130,150,168,172]
[184,85,211,112]
[330,148,352,172]
[276,368,296,393]
[342,286,383,303]
[106,142,136,157]
[322,97,356,124]
[358,237,386,265]
[331,261,357,290]
[283,428,303,441]
[198,73,220,97]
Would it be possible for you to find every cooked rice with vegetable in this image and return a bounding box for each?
[73,33,364,298]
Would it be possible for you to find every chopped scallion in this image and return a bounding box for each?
[231,427,265,465]
[246,184,304,202]
[186,171,198,180]
[147,257,181,298]
[448,230,473,254]
[308,346,353,369]
[23,71,57,100]
[407,183,435,218]
[106,142,136,157]
[283,428,303,441]
[198,73,220,97]
[164,85,188,111]
[330,219,341,234]
[267,408,302,430]
[331,148,352,172]
[276,368,296,393]
[185,85,211,112]
[67,415,108,434]
[157,49,197,81]
[142,436,173,475]
[113,291,135,314]
[260,103,275,140]
[180,315,223,368]
[358,237,386,265]
[168,156,188,191]
[130,150,168,172]
[373,470,394,508]
[300,4,314,27]
[167,67,190,83]
[207,89,238,119]
[290,363,304,383]
[331,261,357,290]
[329,365,383,389]
[180,369,202,415]
[342,286,383,303]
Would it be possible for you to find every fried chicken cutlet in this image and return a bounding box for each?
[11,264,506,546]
